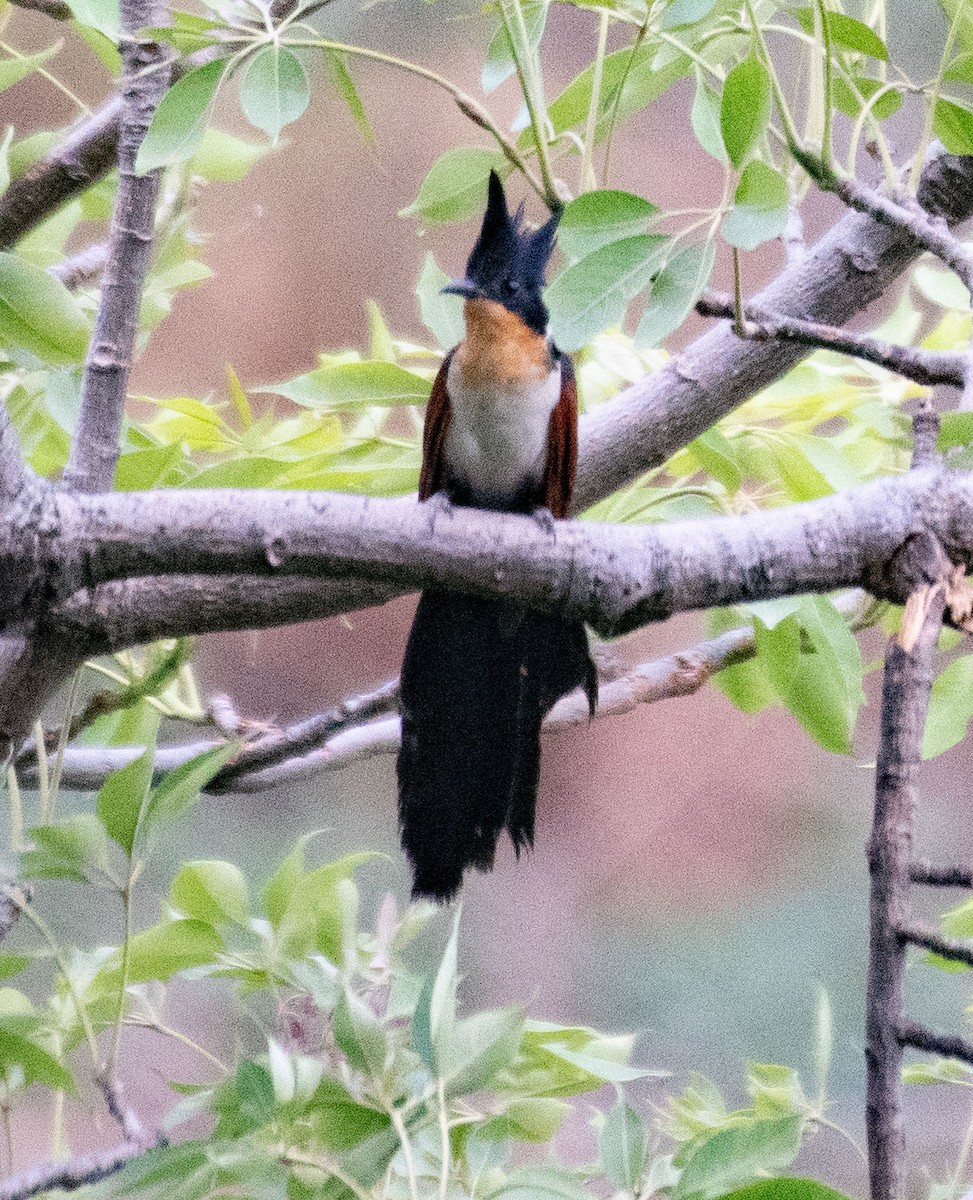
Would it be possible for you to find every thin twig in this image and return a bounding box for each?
[900,922,973,969]
[910,862,973,888]
[0,1139,160,1200]
[899,1020,973,1068]
[697,291,966,388]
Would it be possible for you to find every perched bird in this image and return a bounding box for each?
[397,171,597,903]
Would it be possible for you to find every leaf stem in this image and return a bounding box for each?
[907,0,964,192]
[497,0,560,208]
[288,33,548,205]
[391,1104,420,1200]
[437,1077,450,1200]
[48,670,81,816]
[107,879,134,1079]
[18,896,100,1064]
[581,9,610,193]
[5,767,23,854]
[33,721,50,825]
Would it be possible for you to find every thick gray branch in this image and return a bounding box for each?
[63,5,170,494]
[28,469,973,644]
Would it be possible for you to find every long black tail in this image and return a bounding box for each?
[397,591,597,902]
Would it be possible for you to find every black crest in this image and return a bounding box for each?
[460,171,559,335]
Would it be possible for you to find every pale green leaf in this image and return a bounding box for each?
[136,58,228,175]
[400,147,508,227]
[0,252,90,363]
[170,860,250,926]
[557,189,658,260]
[95,707,161,855]
[721,57,771,168]
[722,160,789,251]
[415,253,464,350]
[547,233,666,351]
[239,46,309,142]
[636,240,715,346]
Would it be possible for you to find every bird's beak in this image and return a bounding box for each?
[441,277,480,299]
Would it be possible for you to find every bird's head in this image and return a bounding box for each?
[442,171,559,336]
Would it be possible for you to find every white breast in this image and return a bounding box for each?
[444,355,561,509]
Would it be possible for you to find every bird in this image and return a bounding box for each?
[397,170,597,903]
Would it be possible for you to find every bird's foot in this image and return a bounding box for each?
[531,506,558,538]
[422,491,454,536]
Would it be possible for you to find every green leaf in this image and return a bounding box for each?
[324,51,374,145]
[922,654,973,759]
[189,127,268,182]
[558,190,658,260]
[21,815,111,883]
[795,8,888,59]
[441,1006,524,1095]
[542,43,690,144]
[142,11,226,53]
[170,860,250,926]
[933,99,973,155]
[415,254,464,350]
[122,918,225,982]
[0,253,90,363]
[662,0,718,28]
[714,1182,854,1200]
[937,411,973,451]
[95,707,161,855]
[115,444,186,491]
[333,989,389,1077]
[755,598,864,754]
[503,1097,569,1141]
[482,2,547,93]
[722,160,789,251]
[0,45,61,95]
[547,234,666,351]
[688,426,740,491]
[263,361,431,410]
[691,69,727,162]
[62,0,118,38]
[143,742,238,834]
[600,1099,647,1190]
[903,1058,973,1085]
[214,1060,275,1138]
[721,57,771,168]
[0,1019,74,1091]
[636,240,715,347]
[239,46,309,141]
[543,1043,655,1082]
[400,148,508,227]
[136,58,228,175]
[675,1115,804,1200]
[833,75,901,121]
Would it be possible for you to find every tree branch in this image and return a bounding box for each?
[26,469,973,644]
[573,150,973,510]
[910,862,973,887]
[0,1140,154,1200]
[63,3,171,493]
[13,618,851,793]
[0,99,122,252]
[696,291,967,389]
[866,532,951,1200]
